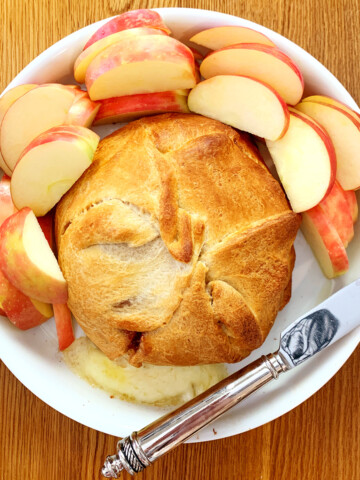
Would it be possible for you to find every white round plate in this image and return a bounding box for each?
[0,8,359,442]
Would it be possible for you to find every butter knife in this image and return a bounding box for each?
[102,279,360,477]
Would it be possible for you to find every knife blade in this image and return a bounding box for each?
[102,279,360,477]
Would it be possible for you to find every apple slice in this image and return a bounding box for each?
[302,95,360,125]
[0,268,52,329]
[301,206,349,278]
[0,208,67,303]
[85,35,197,100]
[295,100,360,190]
[188,75,289,141]
[11,125,99,216]
[318,180,354,247]
[0,175,17,226]
[190,26,275,50]
[93,90,189,125]
[343,190,358,222]
[65,94,100,127]
[0,84,38,175]
[266,109,336,212]
[189,46,204,62]
[83,9,171,50]
[0,84,78,172]
[74,27,167,84]
[53,303,75,351]
[200,43,304,105]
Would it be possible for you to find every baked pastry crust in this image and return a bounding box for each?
[55,113,300,366]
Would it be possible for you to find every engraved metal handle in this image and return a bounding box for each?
[102,352,290,477]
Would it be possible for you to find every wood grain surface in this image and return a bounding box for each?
[0,1,359,479]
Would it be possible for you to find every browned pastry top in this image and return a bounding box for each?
[55,113,300,366]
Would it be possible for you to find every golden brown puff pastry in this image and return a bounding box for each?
[55,113,301,366]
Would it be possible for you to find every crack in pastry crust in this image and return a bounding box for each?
[56,113,300,365]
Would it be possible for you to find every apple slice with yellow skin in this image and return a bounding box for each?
[0,268,52,329]
[295,100,360,191]
[53,303,75,351]
[302,95,360,125]
[266,109,336,212]
[200,43,304,105]
[301,206,349,278]
[74,27,167,83]
[83,9,171,50]
[0,84,78,173]
[0,175,17,226]
[94,90,189,125]
[0,84,38,175]
[0,208,67,303]
[190,26,275,50]
[10,126,99,216]
[318,180,354,247]
[85,35,197,101]
[343,190,358,222]
[188,75,290,141]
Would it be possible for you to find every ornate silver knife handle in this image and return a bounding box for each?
[102,352,289,477]
[102,279,360,477]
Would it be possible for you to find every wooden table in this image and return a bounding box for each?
[0,1,359,479]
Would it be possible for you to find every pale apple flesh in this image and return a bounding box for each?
[343,190,358,222]
[302,95,360,125]
[83,9,171,50]
[200,43,304,105]
[190,26,276,50]
[0,84,38,175]
[85,35,197,100]
[295,101,360,191]
[301,206,349,278]
[74,27,167,83]
[0,268,52,329]
[0,84,77,172]
[266,110,336,213]
[10,126,99,216]
[53,303,75,351]
[0,208,67,303]
[94,90,189,125]
[188,75,290,141]
[318,180,354,247]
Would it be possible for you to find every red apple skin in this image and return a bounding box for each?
[83,9,171,50]
[290,109,337,203]
[0,268,52,330]
[0,175,17,226]
[302,206,349,277]
[343,190,358,222]
[318,180,354,247]
[0,208,68,303]
[94,91,189,125]
[74,27,167,84]
[38,213,54,250]
[53,303,75,351]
